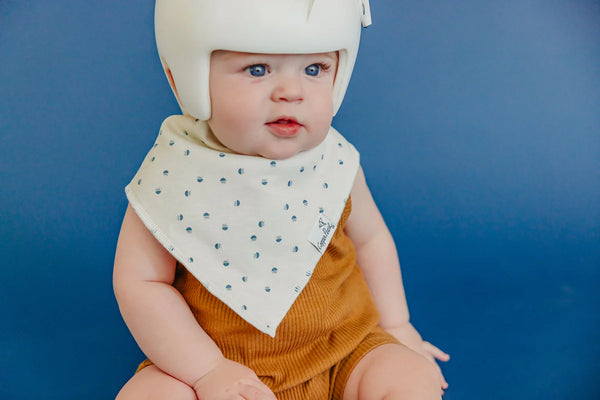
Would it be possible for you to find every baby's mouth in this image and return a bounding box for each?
[266,117,302,137]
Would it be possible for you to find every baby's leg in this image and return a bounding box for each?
[115,365,196,400]
[343,344,441,400]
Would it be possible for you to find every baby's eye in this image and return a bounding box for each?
[304,64,321,77]
[246,64,267,77]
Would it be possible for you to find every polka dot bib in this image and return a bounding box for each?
[125,115,359,337]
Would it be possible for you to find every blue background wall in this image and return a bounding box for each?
[1,1,598,398]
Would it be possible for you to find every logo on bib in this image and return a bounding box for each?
[308,214,337,254]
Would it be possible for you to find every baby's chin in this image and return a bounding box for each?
[257,140,324,161]
[257,149,302,161]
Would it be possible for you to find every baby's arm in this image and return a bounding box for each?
[344,167,450,387]
[114,205,276,399]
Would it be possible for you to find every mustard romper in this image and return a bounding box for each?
[137,198,399,399]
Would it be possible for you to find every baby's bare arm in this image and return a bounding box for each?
[113,205,224,386]
[114,205,276,399]
[345,167,449,390]
[344,167,409,328]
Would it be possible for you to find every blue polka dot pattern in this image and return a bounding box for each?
[124,116,359,337]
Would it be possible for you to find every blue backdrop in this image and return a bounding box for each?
[1,1,598,399]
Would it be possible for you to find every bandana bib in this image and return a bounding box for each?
[125,115,359,336]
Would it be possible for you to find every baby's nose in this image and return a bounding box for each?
[271,77,303,103]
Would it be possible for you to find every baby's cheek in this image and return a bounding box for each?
[315,100,334,129]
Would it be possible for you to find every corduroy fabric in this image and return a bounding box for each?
[136,197,400,398]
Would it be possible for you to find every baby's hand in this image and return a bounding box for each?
[385,322,450,392]
[193,357,277,400]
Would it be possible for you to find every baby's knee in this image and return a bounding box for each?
[116,381,196,400]
[115,366,196,400]
[406,354,440,394]
[351,344,441,400]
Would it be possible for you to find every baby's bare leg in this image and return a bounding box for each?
[115,365,196,400]
[343,344,441,400]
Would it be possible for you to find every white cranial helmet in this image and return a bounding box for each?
[155,0,372,121]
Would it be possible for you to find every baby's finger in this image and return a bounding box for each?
[423,341,450,362]
[420,343,449,390]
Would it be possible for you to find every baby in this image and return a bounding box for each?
[114,1,449,399]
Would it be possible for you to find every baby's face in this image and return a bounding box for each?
[207,51,338,160]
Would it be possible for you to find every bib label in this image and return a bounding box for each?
[308,214,337,254]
